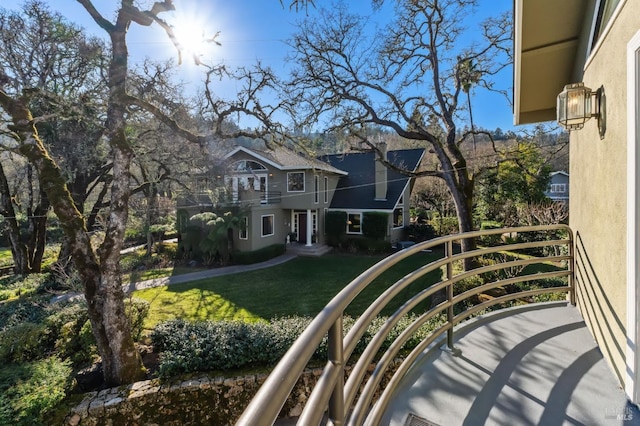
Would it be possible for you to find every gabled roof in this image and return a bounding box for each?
[320,148,425,211]
[514,0,587,125]
[224,145,348,175]
[550,171,570,177]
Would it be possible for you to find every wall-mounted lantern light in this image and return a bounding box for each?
[557,82,606,139]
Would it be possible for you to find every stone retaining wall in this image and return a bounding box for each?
[64,361,401,425]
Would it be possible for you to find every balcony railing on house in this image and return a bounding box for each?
[229,190,282,205]
[236,224,574,426]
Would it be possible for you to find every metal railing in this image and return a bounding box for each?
[236,225,574,426]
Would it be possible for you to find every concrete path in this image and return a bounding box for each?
[50,253,297,303]
[122,253,297,293]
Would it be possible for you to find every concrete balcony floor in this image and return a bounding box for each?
[381,302,640,426]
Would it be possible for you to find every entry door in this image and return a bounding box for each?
[299,213,308,244]
[626,30,640,404]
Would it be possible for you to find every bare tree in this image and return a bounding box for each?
[283,0,511,261]
[0,1,107,274]
[1,0,316,386]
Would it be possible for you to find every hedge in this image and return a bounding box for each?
[362,211,388,240]
[231,244,285,265]
[150,314,445,378]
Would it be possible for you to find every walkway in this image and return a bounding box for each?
[50,253,297,303]
[122,253,297,293]
[381,302,640,426]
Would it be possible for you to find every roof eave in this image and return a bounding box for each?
[513,0,586,126]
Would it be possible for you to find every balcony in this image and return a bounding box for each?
[237,225,639,425]
[224,190,282,206]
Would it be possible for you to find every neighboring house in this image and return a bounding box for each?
[545,171,570,203]
[320,144,425,244]
[514,0,640,404]
[178,144,424,253]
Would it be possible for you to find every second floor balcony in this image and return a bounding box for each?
[238,225,639,425]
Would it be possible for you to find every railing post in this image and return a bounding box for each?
[328,316,345,426]
[568,230,576,306]
[446,240,454,350]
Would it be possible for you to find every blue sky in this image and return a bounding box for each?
[1,0,517,131]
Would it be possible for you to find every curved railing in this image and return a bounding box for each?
[236,225,574,426]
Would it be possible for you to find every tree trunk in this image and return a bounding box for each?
[0,161,30,274]
[0,91,145,387]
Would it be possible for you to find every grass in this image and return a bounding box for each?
[134,250,444,329]
[0,248,12,266]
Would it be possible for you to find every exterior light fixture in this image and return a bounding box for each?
[557,82,606,139]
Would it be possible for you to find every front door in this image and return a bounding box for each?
[299,213,308,244]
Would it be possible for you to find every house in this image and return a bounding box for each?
[514,0,640,404]
[545,170,570,203]
[320,143,425,244]
[178,144,424,254]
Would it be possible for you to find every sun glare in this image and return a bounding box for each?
[169,7,220,65]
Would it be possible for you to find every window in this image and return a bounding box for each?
[314,175,320,203]
[393,208,404,228]
[287,172,305,192]
[591,0,622,49]
[324,176,329,203]
[347,212,362,234]
[261,215,274,237]
[550,184,567,193]
[239,217,248,240]
[232,160,267,172]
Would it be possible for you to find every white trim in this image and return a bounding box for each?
[261,214,275,237]
[625,29,640,404]
[224,146,349,175]
[513,0,524,125]
[346,211,363,235]
[324,176,329,204]
[586,0,627,69]
[224,146,283,170]
[239,217,249,240]
[392,207,404,229]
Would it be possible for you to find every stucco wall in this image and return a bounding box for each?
[570,0,638,387]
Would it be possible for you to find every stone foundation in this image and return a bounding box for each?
[64,361,401,425]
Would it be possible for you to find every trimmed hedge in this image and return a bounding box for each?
[231,244,285,265]
[150,314,445,378]
[362,211,388,240]
[325,211,347,246]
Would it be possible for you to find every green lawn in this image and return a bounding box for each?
[134,250,444,329]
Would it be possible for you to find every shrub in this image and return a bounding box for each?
[125,297,151,341]
[325,211,347,246]
[232,244,285,265]
[151,314,444,377]
[349,237,392,254]
[362,212,388,240]
[0,322,46,363]
[45,302,95,367]
[0,356,72,425]
[431,215,459,236]
[404,223,436,242]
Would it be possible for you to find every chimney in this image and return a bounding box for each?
[375,142,388,201]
